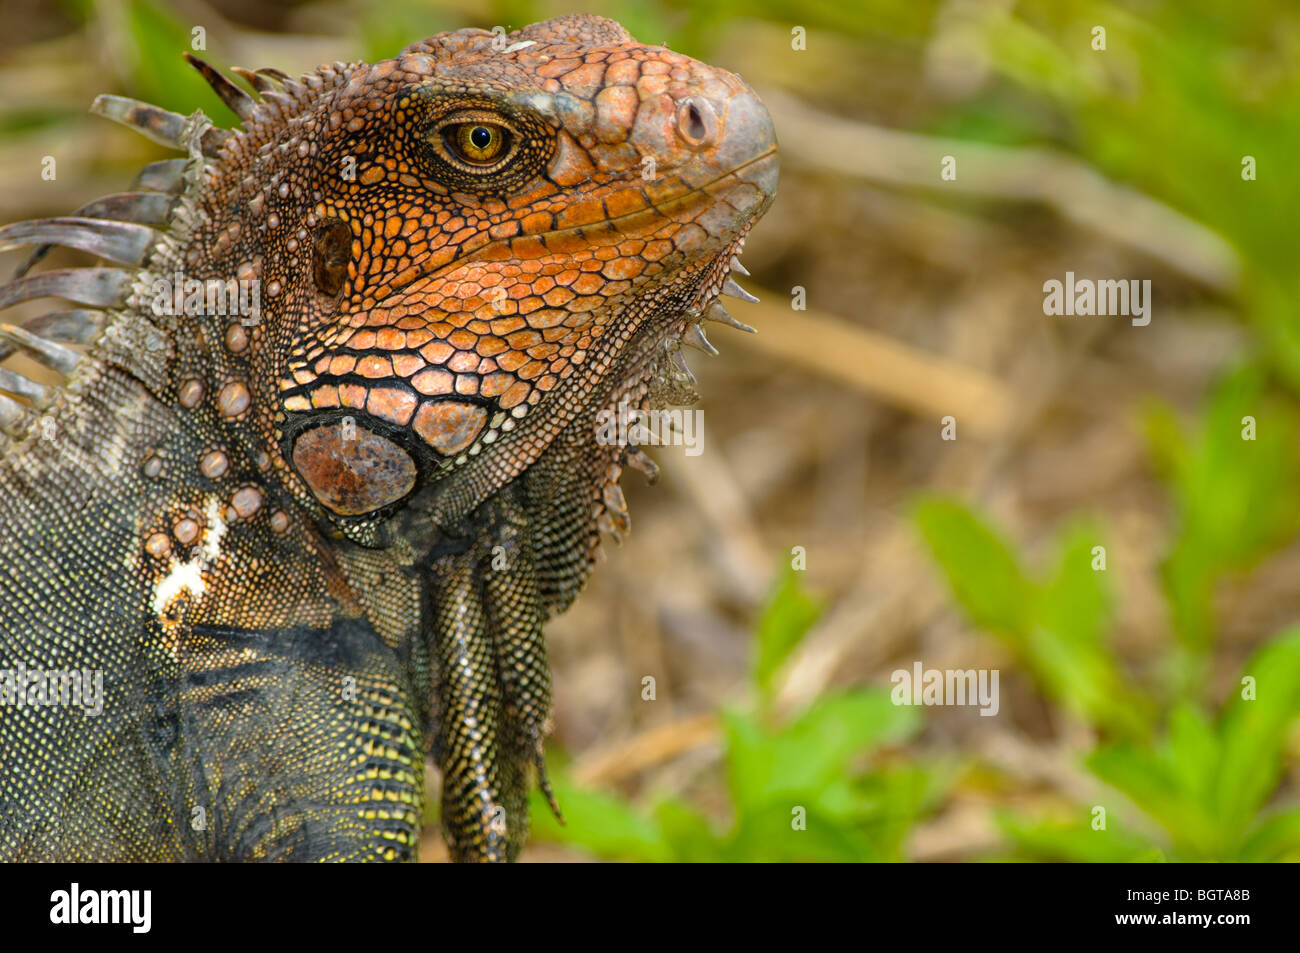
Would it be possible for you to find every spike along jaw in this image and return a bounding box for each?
[255,30,778,542]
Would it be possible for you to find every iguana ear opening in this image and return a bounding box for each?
[313,220,351,298]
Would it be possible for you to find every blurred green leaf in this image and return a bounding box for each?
[998,809,1165,862]
[1214,629,1300,836]
[914,499,1148,735]
[752,563,823,699]
[528,774,670,862]
[912,498,1030,636]
[1143,367,1300,656]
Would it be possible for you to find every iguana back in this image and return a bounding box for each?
[0,14,777,861]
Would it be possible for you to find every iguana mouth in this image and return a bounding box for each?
[377,147,779,304]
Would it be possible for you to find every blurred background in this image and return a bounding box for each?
[2,0,1299,861]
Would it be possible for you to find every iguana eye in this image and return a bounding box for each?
[410,94,553,193]
[429,112,517,173]
[446,123,510,165]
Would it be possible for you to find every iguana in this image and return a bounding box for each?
[0,14,776,862]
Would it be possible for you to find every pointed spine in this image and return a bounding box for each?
[0,324,81,375]
[0,217,155,266]
[184,54,256,120]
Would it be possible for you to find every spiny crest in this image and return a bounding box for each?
[0,54,328,446]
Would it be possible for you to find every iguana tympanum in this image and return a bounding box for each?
[0,14,776,861]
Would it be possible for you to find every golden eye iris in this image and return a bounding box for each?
[448,123,508,165]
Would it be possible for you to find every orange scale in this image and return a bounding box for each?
[643,240,673,262]
[579,258,604,272]
[476,358,498,373]
[481,372,513,397]
[454,375,480,396]
[506,329,544,349]
[311,386,341,409]
[543,287,576,307]
[447,329,477,350]
[521,211,553,233]
[358,355,393,378]
[518,296,546,315]
[413,401,488,455]
[518,360,547,380]
[467,320,492,335]
[499,381,532,409]
[376,327,405,349]
[570,296,606,313]
[420,341,454,364]
[392,353,425,377]
[497,350,530,372]
[476,336,508,357]
[526,310,568,330]
[548,232,587,255]
[350,330,378,349]
[448,351,480,373]
[490,317,525,335]
[412,368,454,395]
[572,274,606,295]
[329,355,358,376]
[603,257,642,280]
[555,270,581,287]
[526,342,560,360]
[339,383,368,408]
[366,387,417,426]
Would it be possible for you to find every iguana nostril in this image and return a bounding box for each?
[677,97,717,148]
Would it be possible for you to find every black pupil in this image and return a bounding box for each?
[470,126,493,149]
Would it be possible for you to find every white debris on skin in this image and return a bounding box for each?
[151,495,227,616]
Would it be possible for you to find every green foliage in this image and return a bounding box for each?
[528,569,947,861]
[915,497,1300,861]
[913,499,1150,737]
[1142,367,1300,659]
[752,564,823,701]
[1081,631,1300,861]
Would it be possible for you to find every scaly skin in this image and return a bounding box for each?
[0,14,776,861]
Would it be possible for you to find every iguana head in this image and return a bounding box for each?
[0,12,778,864]
[181,14,776,543]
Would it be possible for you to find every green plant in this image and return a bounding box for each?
[526,567,948,861]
